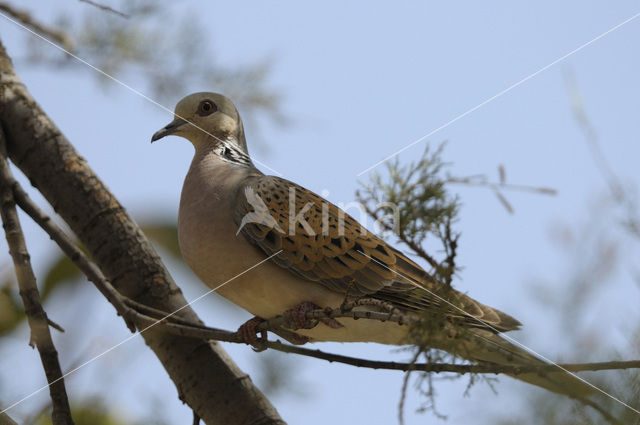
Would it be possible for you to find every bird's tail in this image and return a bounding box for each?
[438,328,595,398]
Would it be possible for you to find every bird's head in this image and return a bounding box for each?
[151,92,248,153]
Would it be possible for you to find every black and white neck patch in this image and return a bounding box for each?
[214,140,253,167]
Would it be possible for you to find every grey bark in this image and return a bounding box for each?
[0,40,285,425]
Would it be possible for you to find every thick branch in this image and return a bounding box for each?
[0,40,284,425]
[0,131,74,425]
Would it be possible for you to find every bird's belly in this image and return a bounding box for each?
[178,204,409,344]
[298,317,408,344]
[179,201,339,315]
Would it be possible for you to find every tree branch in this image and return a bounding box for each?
[446,175,557,196]
[0,39,284,425]
[118,298,640,378]
[10,178,136,333]
[0,130,74,425]
[77,0,129,19]
[0,3,73,51]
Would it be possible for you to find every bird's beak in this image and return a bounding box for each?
[151,118,187,143]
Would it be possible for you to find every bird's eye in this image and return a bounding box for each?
[197,100,217,116]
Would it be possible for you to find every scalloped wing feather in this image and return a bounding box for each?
[234,175,521,333]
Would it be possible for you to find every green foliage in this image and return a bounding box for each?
[0,278,23,336]
[357,143,471,420]
[35,399,129,425]
[0,220,184,338]
[140,222,181,259]
[0,241,85,337]
[41,255,82,300]
[357,143,460,284]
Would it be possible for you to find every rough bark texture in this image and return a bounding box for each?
[0,40,285,425]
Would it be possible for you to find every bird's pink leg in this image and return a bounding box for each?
[237,316,267,346]
[283,301,343,330]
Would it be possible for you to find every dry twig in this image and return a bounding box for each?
[0,131,74,425]
[0,3,73,50]
[10,180,136,332]
[119,297,640,377]
[77,0,129,19]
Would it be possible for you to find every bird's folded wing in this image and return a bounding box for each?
[234,175,520,333]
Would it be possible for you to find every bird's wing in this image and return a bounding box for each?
[234,175,521,333]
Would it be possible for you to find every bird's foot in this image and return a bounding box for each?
[237,316,267,347]
[283,301,343,330]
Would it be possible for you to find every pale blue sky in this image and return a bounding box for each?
[1,1,640,424]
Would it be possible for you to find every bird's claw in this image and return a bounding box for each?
[283,301,343,330]
[237,316,268,348]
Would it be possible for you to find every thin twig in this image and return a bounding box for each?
[398,349,421,425]
[259,340,640,376]
[122,306,242,343]
[564,68,623,199]
[440,219,458,285]
[361,202,459,284]
[47,318,65,333]
[11,181,136,332]
[447,176,557,195]
[132,303,640,376]
[59,272,638,424]
[77,0,129,19]
[0,132,74,425]
[0,3,73,51]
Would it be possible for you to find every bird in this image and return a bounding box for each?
[151,92,593,398]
